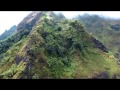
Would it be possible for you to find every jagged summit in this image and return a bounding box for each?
[17,11,58,31]
[17,11,42,31]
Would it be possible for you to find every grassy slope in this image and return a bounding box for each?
[77,15,120,60]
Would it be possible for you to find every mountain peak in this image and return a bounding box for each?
[17,11,42,31]
[0,12,120,79]
[17,11,65,32]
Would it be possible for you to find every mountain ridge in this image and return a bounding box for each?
[75,14,120,61]
[0,11,120,79]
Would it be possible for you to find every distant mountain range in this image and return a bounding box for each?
[75,14,120,61]
[0,25,16,41]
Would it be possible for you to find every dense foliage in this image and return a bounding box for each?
[0,12,120,79]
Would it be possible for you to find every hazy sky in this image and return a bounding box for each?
[0,11,31,35]
[1,11,120,35]
[59,11,120,19]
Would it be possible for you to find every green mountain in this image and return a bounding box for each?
[76,14,120,61]
[0,11,120,79]
[0,25,17,41]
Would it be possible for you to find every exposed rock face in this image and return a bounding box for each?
[17,11,42,31]
[110,24,120,31]
[92,72,109,79]
[15,55,22,64]
[91,38,108,53]
[114,53,119,59]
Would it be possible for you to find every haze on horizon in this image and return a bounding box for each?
[0,11,120,35]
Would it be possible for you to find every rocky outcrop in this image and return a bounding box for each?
[114,53,119,59]
[110,24,120,31]
[17,11,42,31]
[91,38,108,53]
[92,72,109,79]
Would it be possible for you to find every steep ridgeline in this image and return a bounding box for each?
[17,11,42,31]
[0,25,17,41]
[0,12,43,55]
[76,14,120,62]
[0,11,120,79]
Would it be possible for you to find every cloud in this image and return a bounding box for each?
[1,11,120,35]
[55,11,120,19]
[0,11,31,35]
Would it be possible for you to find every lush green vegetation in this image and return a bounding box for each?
[0,11,120,79]
[75,14,120,60]
[0,29,30,55]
